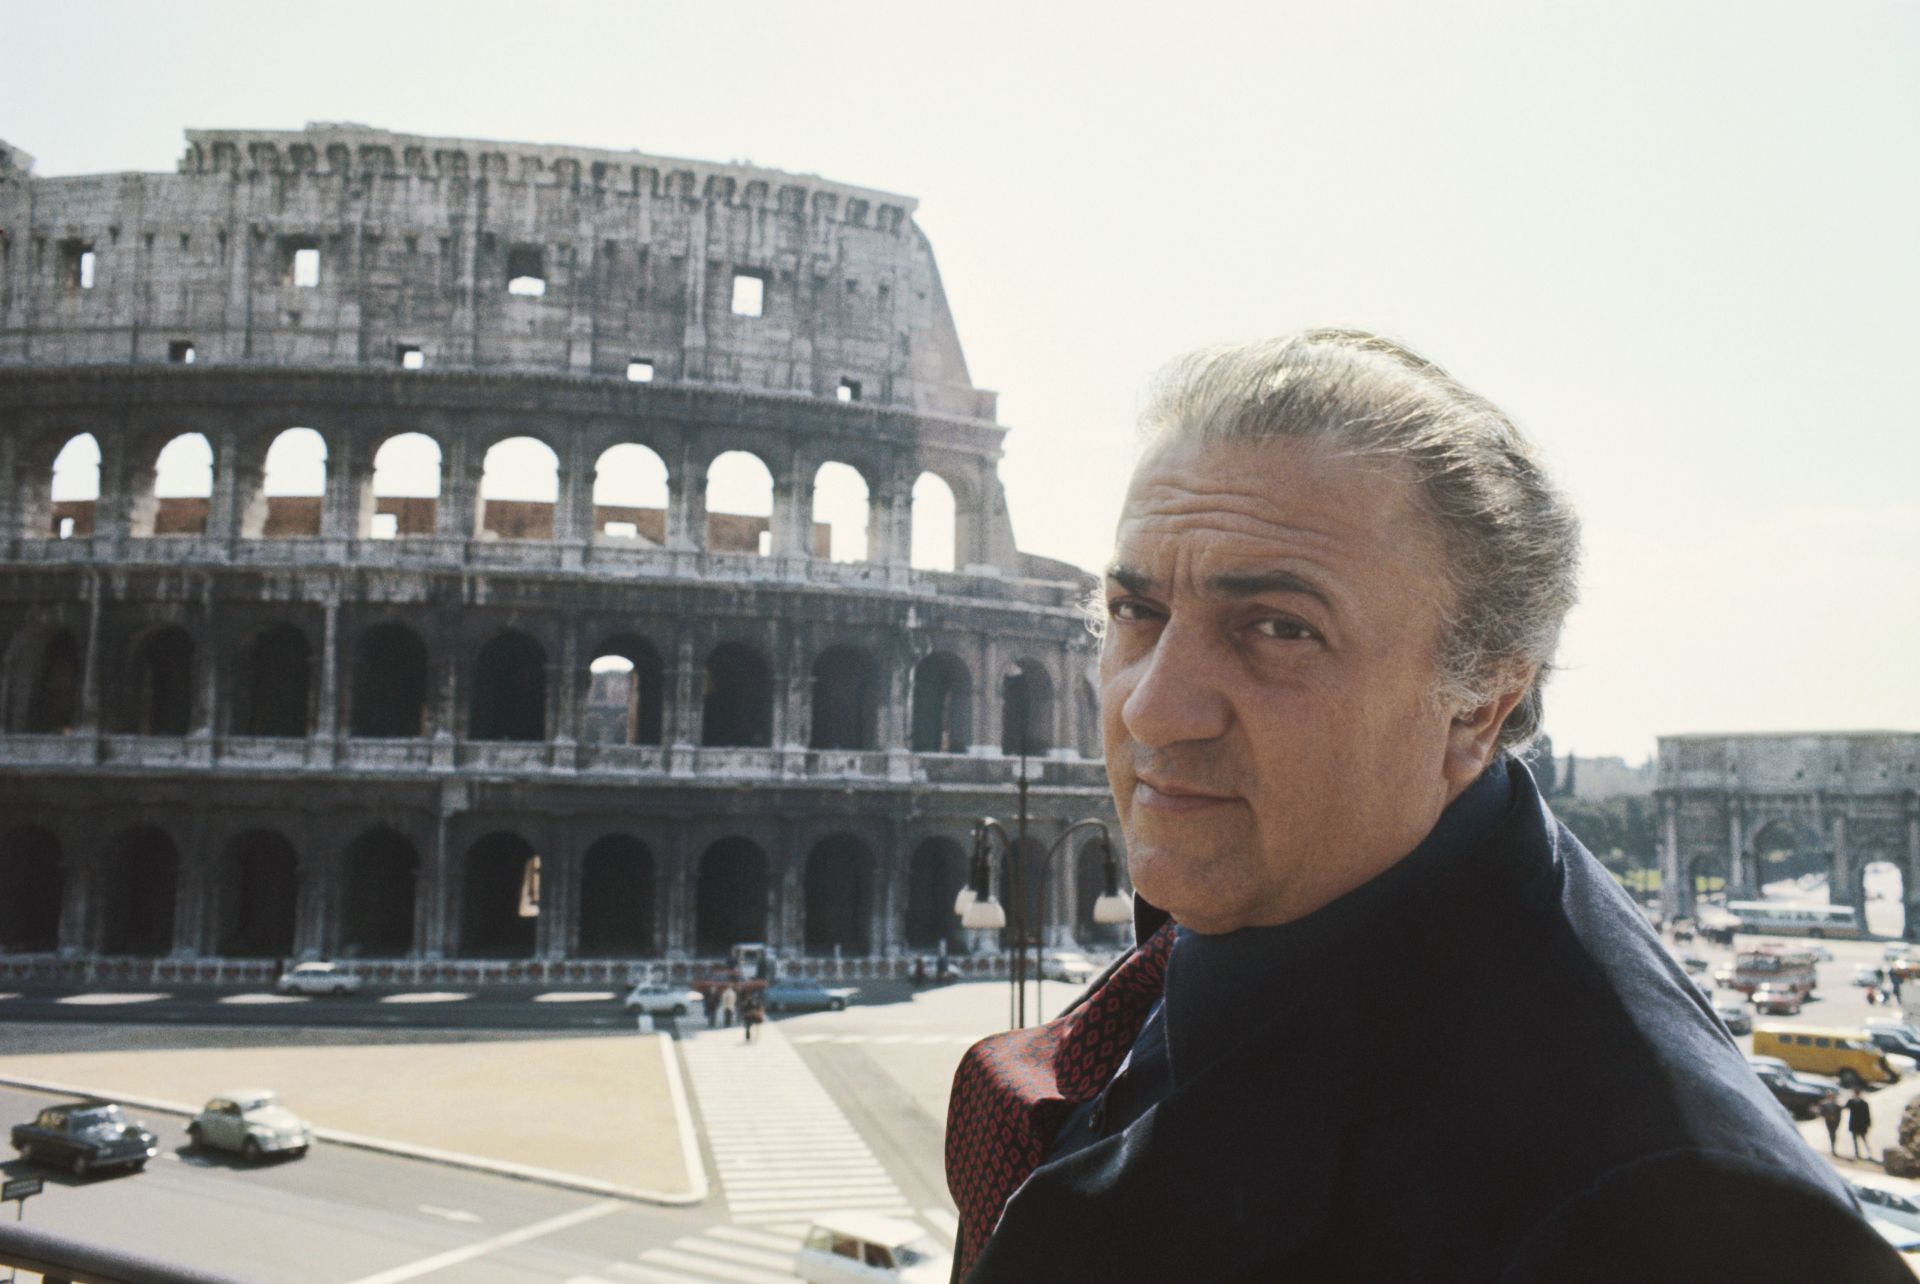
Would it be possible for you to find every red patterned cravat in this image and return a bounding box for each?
[945,922,1177,1277]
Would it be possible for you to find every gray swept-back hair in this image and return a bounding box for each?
[1135,328,1580,752]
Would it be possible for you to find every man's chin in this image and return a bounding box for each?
[1128,848,1261,935]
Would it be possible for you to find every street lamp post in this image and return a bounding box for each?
[956,816,1132,1027]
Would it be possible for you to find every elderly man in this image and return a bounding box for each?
[944,330,1903,1281]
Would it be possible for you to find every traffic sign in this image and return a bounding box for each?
[1,1177,40,1202]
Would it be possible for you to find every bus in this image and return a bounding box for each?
[1725,901,1864,940]
[1717,946,1820,997]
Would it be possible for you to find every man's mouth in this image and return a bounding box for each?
[1134,776,1238,812]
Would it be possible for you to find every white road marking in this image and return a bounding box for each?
[533,990,617,1003]
[417,1204,484,1224]
[635,1247,791,1284]
[0,993,19,1001]
[218,992,309,1005]
[55,991,169,1005]
[341,1199,621,1284]
[378,991,472,1004]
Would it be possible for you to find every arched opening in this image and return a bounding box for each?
[1866,860,1906,940]
[470,631,547,741]
[905,837,967,951]
[477,436,559,540]
[25,630,82,734]
[1001,660,1054,756]
[705,450,774,555]
[49,433,100,539]
[1750,818,1827,889]
[592,443,669,543]
[910,472,958,571]
[256,427,328,537]
[911,653,972,753]
[370,432,441,539]
[349,623,429,737]
[579,835,656,956]
[145,432,214,536]
[804,835,874,955]
[694,838,767,956]
[98,826,179,956]
[0,827,64,953]
[585,637,664,746]
[811,461,870,563]
[239,624,312,737]
[216,830,299,957]
[810,645,878,750]
[460,832,539,958]
[702,642,772,747]
[122,626,194,735]
[1684,842,1731,916]
[340,827,418,956]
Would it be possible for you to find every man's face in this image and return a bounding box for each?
[1100,434,1467,934]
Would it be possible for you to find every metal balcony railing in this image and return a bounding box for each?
[0,1219,251,1284]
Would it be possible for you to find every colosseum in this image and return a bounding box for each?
[0,123,1120,984]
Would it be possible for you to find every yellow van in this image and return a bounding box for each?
[1752,1025,1900,1087]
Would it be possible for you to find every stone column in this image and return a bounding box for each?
[1906,797,1920,943]
[1831,811,1854,915]
[775,626,806,752]
[554,429,591,562]
[663,839,691,959]
[1658,795,1684,921]
[552,616,580,769]
[314,598,341,756]
[57,853,91,958]
[208,426,250,547]
[1727,799,1751,899]
[776,840,802,955]
[323,433,372,540]
[669,634,702,752]
[292,849,328,960]
[77,571,105,739]
[667,452,708,552]
[534,825,569,960]
[772,469,814,559]
[976,641,1005,755]
[189,586,219,763]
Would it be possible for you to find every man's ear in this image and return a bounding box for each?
[1442,674,1533,796]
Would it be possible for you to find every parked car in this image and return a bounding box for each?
[11,1100,158,1176]
[187,1088,312,1161]
[1040,950,1100,985]
[276,961,363,996]
[764,980,857,1013]
[1753,983,1803,1016]
[623,984,704,1016]
[1809,944,1835,962]
[1868,1019,1920,1046]
[1746,1057,1830,1119]
[1712,995,1753,1035]
[1853,1183,1920,1251]
[1867,1027,1920,1063]
[1856,964,1887,988]
[795,1212,951,1282]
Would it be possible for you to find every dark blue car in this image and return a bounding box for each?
[764,980,857,1013]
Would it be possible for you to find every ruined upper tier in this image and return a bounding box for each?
[0,124,995,421]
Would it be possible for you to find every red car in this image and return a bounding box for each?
[1753,984,1803,1016]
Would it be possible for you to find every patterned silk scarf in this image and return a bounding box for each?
[944,922,1177,1277]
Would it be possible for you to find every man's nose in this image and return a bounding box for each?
[1119,619,1232,747]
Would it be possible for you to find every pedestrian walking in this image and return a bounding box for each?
[1818,1093,1843,1155]
[1847,1089,1874,1161]
[742,988,764,1043]
[1867,984,1881,1007]
[720,984,738,1028]
[702,985,720,1028]
[913,957,929,988]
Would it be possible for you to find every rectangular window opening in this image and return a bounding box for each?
[506,245,546,296]
[57,517,75,540]
[79,250,96,289]
[59,241,95,289]
[168,340,196,364]
[291,246,321,288]
[370,513,400,540]
[397,344,424,370]
[604,520,639,539]
[837,378,862,403]
[626,359,654,383]
[731,271,765,317]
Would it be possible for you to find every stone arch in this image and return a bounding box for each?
[249,427,328,538]
[910,471,958,572]
[1001,658,1055,756]
[470,630,547,741]
[905,837,967,951]
[0,826,64,952]
[97,826,179,956]
[23,629,82,734]
[237,623,312,737]
[578,834,656,956]
[215,830,299,957]
[1748,817,1826,886]
[349,622,429,737]
[1077,677,1101,758]
[585,635,664,746]
[812,460,871,563]
[340,827,419,956]
[477,436,559,540]
[810,645,879,750]
[705,450,774,555]
[121,625,194,735]
[592,443,670,543]
[804,833,875,955]
[702,642,772,747]
[911,652,972,753]
[46,432,100,539]
[369,431,442,539]
[460,831,539,958]
[134,431,214,537]
[695,837,768,956]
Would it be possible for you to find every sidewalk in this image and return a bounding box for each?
[0,1022,703,1204]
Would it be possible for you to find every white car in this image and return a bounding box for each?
[187,1088,312,1162]
[795,1212,951,1282]
[623,984,703,1016]
[275,962,362,995]
[1040,950,1100,985]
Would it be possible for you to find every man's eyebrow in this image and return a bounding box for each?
[1105,565,1331,608]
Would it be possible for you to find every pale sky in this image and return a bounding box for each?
[7,0,1916,762]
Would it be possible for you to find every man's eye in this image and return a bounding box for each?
[1107,599,1157,622]
[1252,617,1317,641]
